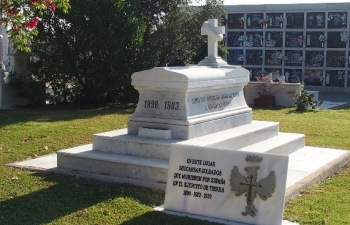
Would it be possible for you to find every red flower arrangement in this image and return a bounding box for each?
[256,74,284,97]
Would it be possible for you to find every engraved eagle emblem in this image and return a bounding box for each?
[230,162,276,217]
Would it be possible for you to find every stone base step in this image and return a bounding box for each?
[183,120,279,149]
[238,132,305,155]
[57,144,168,184]
[92,121,280,160]
[57,130,304,185]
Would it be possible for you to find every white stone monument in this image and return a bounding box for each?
[57,18,304,197]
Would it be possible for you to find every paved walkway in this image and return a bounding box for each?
[319,91,350,103]
[317,92,350,109]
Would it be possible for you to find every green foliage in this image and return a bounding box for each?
[0,0,70,52]
[295,88,323,112]
[9,72,46,106]
[28,0,226,104]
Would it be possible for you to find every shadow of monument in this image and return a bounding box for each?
[0,171,162,225]
[120,211,221,225]
[0,105,134,129]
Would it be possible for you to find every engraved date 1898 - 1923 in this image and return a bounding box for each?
[144,100,180,110]
[183,190,212,199]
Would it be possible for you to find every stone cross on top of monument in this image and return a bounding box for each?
[198,18,228,68]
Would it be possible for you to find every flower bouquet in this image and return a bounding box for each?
[254,73,284,107]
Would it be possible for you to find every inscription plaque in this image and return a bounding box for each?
[325,70,345,87]
[304,69,324,86]
[164,145,289,225]
[284,69,302,83]
[285,50,303,66]
[227,49,244,65]
[286,13,304,29]
[246,68,263,81]
[246,50,263,65]
[265,68,283,81]
[227,31,245,47]
[265,32,282,47]
[327,32,347,48]
[190,92,239,112]
[265,50,283,66]
[245,32,263,47]
[285,32,304,48]
[327,12,347,29]
[326,51,346,68]
[307,12,325,29]
[266,13,284,29]
[246,13,264,29]
[305,51,324,67]
[228,13,245,29]
[306,32,325,48]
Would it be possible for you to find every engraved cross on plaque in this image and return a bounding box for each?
[198,18,228,67]
[230,155,276,217]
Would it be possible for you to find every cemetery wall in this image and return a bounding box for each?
[226,3,350,93]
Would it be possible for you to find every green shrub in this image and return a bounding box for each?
[295,89,323,112]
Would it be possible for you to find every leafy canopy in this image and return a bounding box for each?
[0,0,70,52]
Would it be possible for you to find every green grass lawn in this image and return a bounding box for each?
[0,105,349,225]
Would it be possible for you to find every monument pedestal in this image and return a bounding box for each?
[57,120,305,187]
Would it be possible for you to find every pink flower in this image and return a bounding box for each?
[50,3,56,11]
[12,25,21,33]
[30,0,39,6]
[25,18,39,29]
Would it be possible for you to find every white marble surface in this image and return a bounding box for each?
[164,145,289,225]
[93,121,280,159]
[155,206,299,225]
[129,65,252,139]
[198,19,228,67]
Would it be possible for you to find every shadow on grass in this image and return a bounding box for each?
[250,105,292,111]
[120,211,221,225]
[286,109,321,114]
[0,172,163,225]
[0,104,135,128]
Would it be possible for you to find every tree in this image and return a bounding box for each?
[153,0,226,66]
[27,0,225,104]
[0,0,70,52]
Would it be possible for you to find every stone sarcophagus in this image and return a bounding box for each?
[128,65,252,140]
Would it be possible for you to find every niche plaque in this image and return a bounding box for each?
[326,51,346,68]
[228,13,245,29]
[304,69,324,86]
[227,49,244,65]
[325,70,345,87]
[246,13,264,29]
[286,13,304,29]
[227,32,245,47]
[327,12,347,29]
[246,50,263,65]
[285,32,304,48]
[265,32,283,47]
[307,12,325,29]
[327,32,347,48]
[305,51,324,67]
[306,32,325,48]
[266,13,284,29]
[245,32,263,47]
[245,68,263,81]
[265,50,283,66]
[284,69,302,83]
[285,50,303,66]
